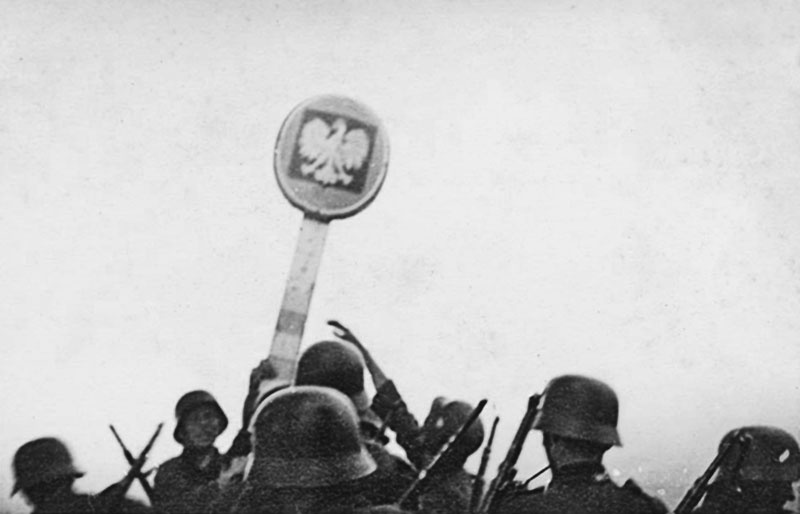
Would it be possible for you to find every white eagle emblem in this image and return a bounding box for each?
[298,117,370,186]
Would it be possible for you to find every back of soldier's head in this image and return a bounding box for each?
[12,438,84,499]
[532,374,622,448]
[250,385,377,488]
[421,397,485,462]
[295,341,370,411]
[717,426,800,484]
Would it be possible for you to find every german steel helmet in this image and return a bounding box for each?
[250,385,377,488]
[173,390,229,443]
[717,426,800,482]
[295,341,370,411]
[12,438,84,496]
[421,397,485,458]
[532,375,622,447]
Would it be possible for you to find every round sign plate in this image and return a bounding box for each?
[274,95,390,220]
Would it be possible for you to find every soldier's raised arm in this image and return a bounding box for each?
[329,319,389,389]
[327,320,423,462]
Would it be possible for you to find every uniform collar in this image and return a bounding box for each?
[549,462,609,488]
[181,446,222,474]
[32,490,92,514]
[181,445,220,459]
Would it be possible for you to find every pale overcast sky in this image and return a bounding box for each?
[2,1,800,512]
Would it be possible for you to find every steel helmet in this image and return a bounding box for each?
[295,341,370,412]
[12,438,84,496]
[532,375,622,447]
[173,390,229,444]
[717,426,800,482]
[421,397,485,459]
[250,385,377,488]
[247,383,292,434]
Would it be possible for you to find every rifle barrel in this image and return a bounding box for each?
[522,465,550,487]
[478,394,540,514]
[470,416,500,513]
[110,425,137,464]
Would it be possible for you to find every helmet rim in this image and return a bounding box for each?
[532,374,622,447]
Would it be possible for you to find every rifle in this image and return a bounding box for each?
[521,464,550,488]
[396,399,488,508]
[100,423,163,510]
[109,425,157,504]
[477,394,540,514]
[469,416,499,514]
[674,430,752,514]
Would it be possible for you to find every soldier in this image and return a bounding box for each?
[153,390,246,514]
[295,340,386,441]
[330,321,485,514]
[692,426,800,514]
[228,385,382,513]
[495,375,668,514]
[406,398,485,514]
[294,339,417,505]
[12,437,149,514]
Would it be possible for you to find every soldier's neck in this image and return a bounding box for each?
[550,459,605,477]
[28,481,75,507]
[548,449,603,468]
[183,445,218,467]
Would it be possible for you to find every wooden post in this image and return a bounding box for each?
[269,214,329,380]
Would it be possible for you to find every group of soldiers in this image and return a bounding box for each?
[11,321,800,514]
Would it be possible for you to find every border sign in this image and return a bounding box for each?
[269,95,389,379]
[274,95,389,220]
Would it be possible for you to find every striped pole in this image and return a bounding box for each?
[268,215,329,380]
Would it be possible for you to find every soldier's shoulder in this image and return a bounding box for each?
[51,493,96,514]
[157,454,183,469]
[152,454,187,484]
[620,479,669,514]
[492,486,547,514]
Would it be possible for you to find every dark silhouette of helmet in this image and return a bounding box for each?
[717,426,800,482]
[173,390,229,444]
[295,341,370,412]
[12,438,84,496]
[532,375,621,447]
[250,385,377,488]
[421,397,485,459]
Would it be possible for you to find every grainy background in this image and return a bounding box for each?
[2,1,799,512]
